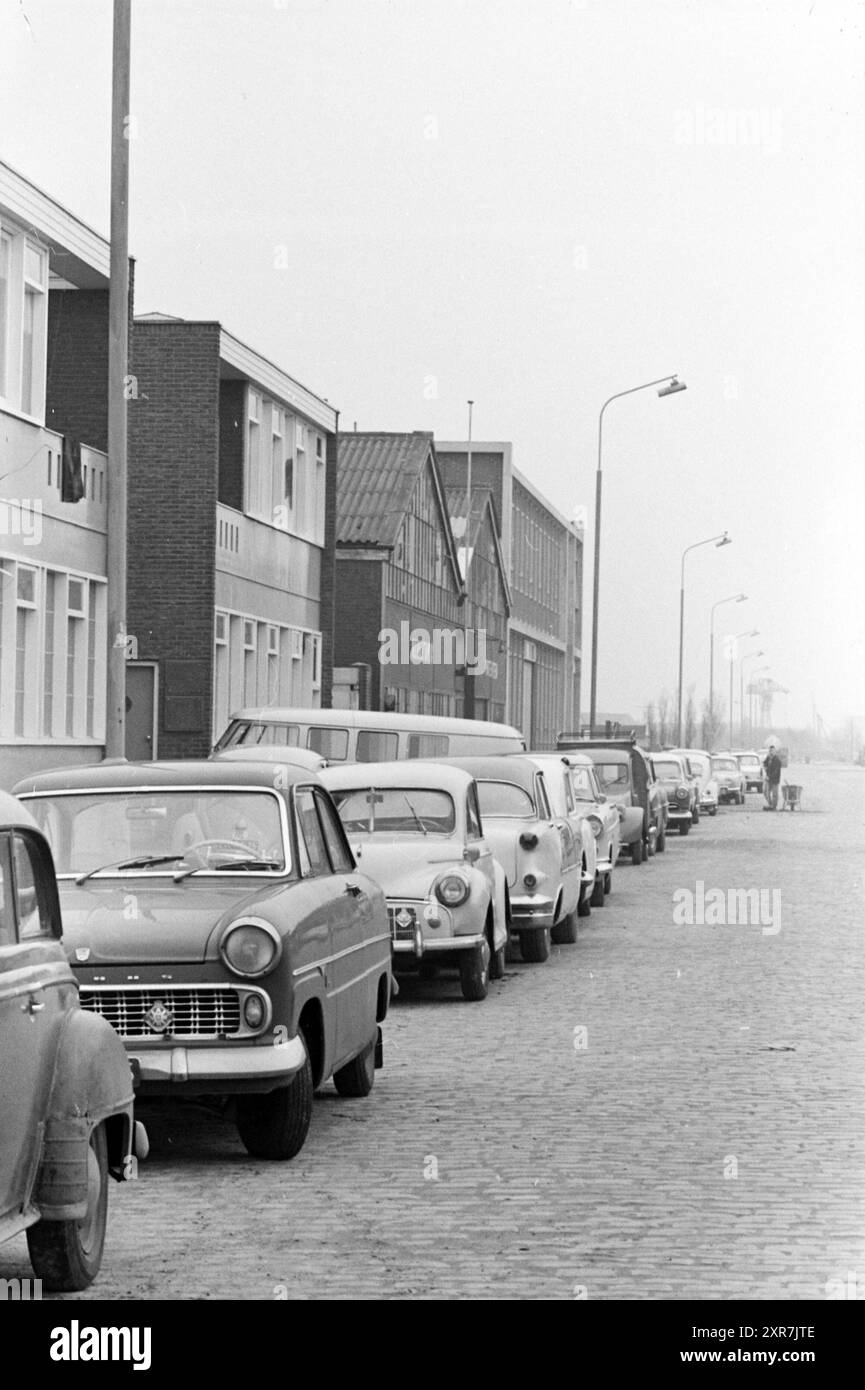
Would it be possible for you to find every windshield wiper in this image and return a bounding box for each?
[402,794,427,835]
[75,854,186,885]
[173,856,281,882]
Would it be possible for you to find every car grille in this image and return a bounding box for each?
[79,986,242,1039]
[387,904,420,942]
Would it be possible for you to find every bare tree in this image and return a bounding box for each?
[684,686,697,746]
[656,690,672,747]
[645,701,658,749]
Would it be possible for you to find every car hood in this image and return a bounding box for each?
[56,877,287,966]
[349,836,466,898]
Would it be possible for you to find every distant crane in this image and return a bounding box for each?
[748,676,789,731]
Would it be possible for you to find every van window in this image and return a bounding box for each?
[307,726,349,760]
[408,733,449,758]
[223,721,300,748]
[357,731,399,762]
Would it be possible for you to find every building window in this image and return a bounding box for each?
[0,231,10,399]
[0,223,47,420]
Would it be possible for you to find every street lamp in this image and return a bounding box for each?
[709,593,747,735]
[726,629,759,747]
[589,374,686,731]
[739,650,764,745]
[677,532,731,745]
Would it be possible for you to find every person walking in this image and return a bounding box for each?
[763,747,782,810]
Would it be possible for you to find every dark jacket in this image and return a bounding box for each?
[764,752,782,784]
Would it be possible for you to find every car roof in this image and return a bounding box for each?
[224,708,523,738]
[433,755,541,791]
[0,789,41,831]
[12,758,321,796]
[524,750,595,769]
[579,746,630,762]
[320,760,473,793]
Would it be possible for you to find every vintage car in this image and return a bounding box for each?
[671,748,719,817]
[436,756,582,961]
[13,760,392,1162]
[711,754,747,805]
[210,746,330,772]
[0,790,144,1292]
[321,761,508,1001]
[650,753,698,835]
[522,752,611,908]
[556,736,667,862]
[733,750,764,792]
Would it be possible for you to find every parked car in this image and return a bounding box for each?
[321,761,507,1001]
[556,736,667,862]
[213,708,526,763]
[711,754,747,805]
[211,746,330,772]
[435,756,582,961]
[13,760,392,1162]
[651,753,698,835]
[671,748,719,816]
[732,750,764,792]
[0,790,144,1291]
[523,752,617,906]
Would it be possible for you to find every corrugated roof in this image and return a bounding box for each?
[336,431,436,547]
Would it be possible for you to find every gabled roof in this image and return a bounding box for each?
[336,432,465,594]
[445,484,512,613]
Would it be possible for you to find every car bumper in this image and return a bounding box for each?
[129,1033,306,1094]
[666,807,691,823]
[509,895,556,930]
[700,793,718,809]
[393,932,485,957]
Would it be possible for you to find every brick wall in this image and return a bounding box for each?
[128,321,221,758]
[319,426,338,707]
[334,555,384,708]
[45,261,135,450]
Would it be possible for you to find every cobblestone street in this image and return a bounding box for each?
[4,763,862,1301]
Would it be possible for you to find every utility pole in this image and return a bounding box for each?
[105,0,132,758]
[462,400,475,720]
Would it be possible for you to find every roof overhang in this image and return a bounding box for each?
[0,159,110,289]
[219,329,337,433]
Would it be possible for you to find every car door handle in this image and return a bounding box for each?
[344,882,363,897]
[22,997,45,1015]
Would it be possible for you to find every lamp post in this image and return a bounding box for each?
[677,532,731,745]
[726,629,759,747]
[589,374,686,731]
[462,399,475,720]
[739,650,764,745]
[709,593,746,737]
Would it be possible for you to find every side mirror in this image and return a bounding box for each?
[463,845,481,864]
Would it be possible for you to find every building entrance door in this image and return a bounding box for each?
[125,662,158,760]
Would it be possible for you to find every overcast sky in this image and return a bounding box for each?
[2,0,862,731]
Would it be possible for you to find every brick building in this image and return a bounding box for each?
[0,161,124,785]
[437,441,583,748]
[443,484,510,722]
[127,314,337,759]
[333,432,470,714]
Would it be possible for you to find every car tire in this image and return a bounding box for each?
[27,1122,109,1292]
[333,1036,376,1096]
[519,928,551,963]
[604,871,612,894]
[458,940,490,1001]
[551,909,579,944]
[631,836,643,865]
[656,824,666,852]
[679,821,690,836]
[691,805,700,824]
[710,806,717,817]
[590,874,605,907]
[236,1047,313,1159]
[489,932,506,981]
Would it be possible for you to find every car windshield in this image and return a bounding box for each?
[218,720,300,749]
[22,789,288,876]
[330,788,455,835]
[592,762,630,791]
[569,766,599,802]
[686,755,709,776]
[475,781,535,819]
[738,755,760,767]
[653,760,683,779]
[713,759,737,772]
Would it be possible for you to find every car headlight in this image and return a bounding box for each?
[586,814,603,838]
[435,874,470,907]
[220,920,281,977]
[676,786,690,802]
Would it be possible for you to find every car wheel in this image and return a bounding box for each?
[604,871,612,894]
[333,1036,376,1096]
[28,1122,109,1292]
[236,1047,313,1159]
[656,825,666,852]
[458,940,490,1001]
[679,820,690,836]
[710,806,717,817]
[519,928,551,963]
[739,791,746,805]
[551,908,579,944]
[489,929,506,981]
[691,805,700,824]
[590,874,605,907]
[631,836,643,865]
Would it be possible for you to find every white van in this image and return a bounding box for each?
[213,708,526,764]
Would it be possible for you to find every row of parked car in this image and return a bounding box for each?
[0,708,766,1291]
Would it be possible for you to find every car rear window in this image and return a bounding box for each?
[653,760,683,779]
[331,788,455,835]
[592,762,630,790]
[475,781,535,819]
